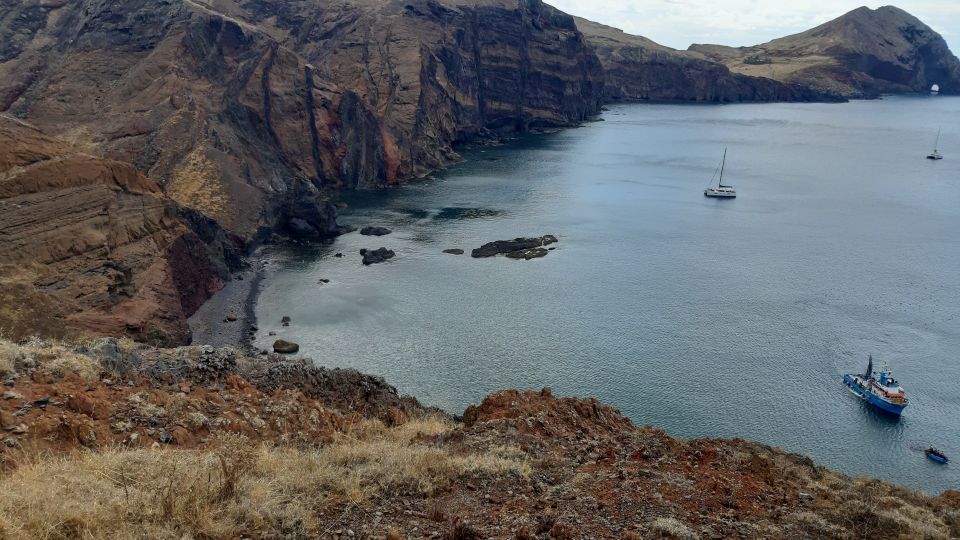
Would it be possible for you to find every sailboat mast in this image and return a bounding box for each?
[719,147,727,184]
[935,127,941,151]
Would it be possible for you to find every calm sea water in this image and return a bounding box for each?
[254,96,960,494]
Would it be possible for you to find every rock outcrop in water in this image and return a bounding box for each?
[689,6,960,98]
[360,247,396,265]
[360,226,392,237]
[472,235,558,258]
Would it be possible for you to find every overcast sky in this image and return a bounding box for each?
[549,1,960,51]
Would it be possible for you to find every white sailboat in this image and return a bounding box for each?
[927,127,943,160]
[704,148,736,198]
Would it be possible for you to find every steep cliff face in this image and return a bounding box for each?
[575,17,837,103]
[0,0,605,239]
[0,116,241,344]
[690,6,960,98]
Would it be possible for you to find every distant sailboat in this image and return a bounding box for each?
[927,127,943,160]
[704,148,736,198]
[931,83,940,95]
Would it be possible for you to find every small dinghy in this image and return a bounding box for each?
[926,448,949,464]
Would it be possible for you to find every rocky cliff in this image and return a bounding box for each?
[575,17,837,103]
[0,116,241,344]
[0,0,605,240]
[689,6,960,99]
[0,0,606,344]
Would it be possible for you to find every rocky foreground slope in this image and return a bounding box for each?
[0,339,958,538]
[689,6,960,99]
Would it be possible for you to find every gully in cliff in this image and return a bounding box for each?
[843,355,908,416]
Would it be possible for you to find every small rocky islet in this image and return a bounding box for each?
[359,226,392,236]
[360,247,396,265]
[471,235,558,260]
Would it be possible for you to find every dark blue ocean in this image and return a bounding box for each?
[254,96,960,494]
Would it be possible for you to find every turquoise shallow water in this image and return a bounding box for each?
[254,96,960,494]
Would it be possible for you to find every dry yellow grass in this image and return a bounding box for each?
[649,516,697,539]
[167,145,234,229]
[0,338,100,382]
[0,417,530,539]
[0,340,15,377]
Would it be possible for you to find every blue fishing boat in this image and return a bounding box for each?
[926,448,949,464]
[842,355,908,416]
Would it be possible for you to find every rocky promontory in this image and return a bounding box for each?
[689,6,960,98]
[575,18,837,103]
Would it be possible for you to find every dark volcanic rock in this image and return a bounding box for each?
[443,249,465,255]
[360,248,396,265]
[273,340,300,354]
[505,247,549,260]
[471,236,558,258]
[360,226,392,236]
[281,193,349,240]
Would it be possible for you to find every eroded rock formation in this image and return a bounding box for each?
[0,117,241,344]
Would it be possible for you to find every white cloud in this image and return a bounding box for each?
[549,0,960,51]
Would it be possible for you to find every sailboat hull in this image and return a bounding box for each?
[704,189,736,198]
[927,154,943,160]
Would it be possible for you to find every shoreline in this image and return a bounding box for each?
[187,246,269,354]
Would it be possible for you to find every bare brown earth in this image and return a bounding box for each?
[689,6,960,99]
[1,338,959,539]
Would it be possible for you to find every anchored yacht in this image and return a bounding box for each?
[704,148,736,198]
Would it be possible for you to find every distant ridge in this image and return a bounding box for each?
[574,17,836,103]
[688,5,960,98]
[579,5,960,101]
